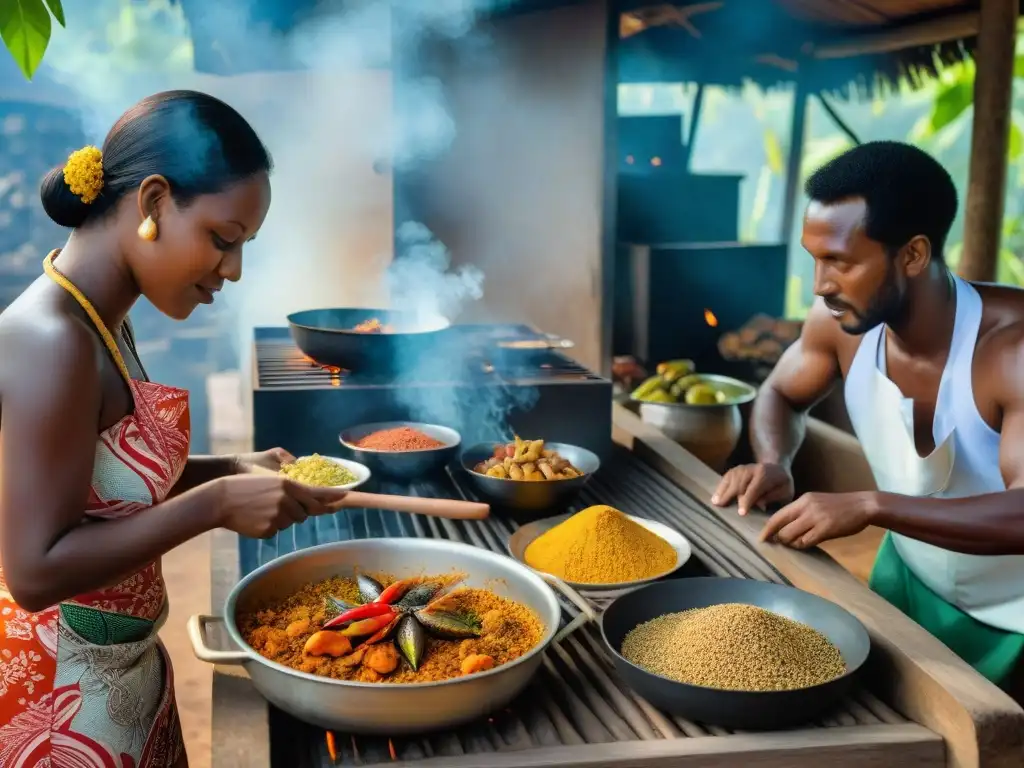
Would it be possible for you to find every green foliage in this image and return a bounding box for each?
[0,0,64,79]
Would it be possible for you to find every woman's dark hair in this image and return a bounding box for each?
[40,90,272,229]
[804,140,958,261]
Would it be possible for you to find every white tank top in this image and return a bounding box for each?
[844,275,1024,633]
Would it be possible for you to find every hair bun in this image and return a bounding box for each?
[40,165,91,229]
[39,146,105,229]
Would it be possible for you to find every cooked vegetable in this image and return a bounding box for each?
[472,437,583,481]
[630,364,736,406]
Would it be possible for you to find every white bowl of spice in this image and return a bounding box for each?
[279,454,371,491]
[506,505,691,591]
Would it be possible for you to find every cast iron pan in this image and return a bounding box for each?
[287,308,451,372]
[601,577,871,730]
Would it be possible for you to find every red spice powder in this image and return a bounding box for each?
[355,426,445,451]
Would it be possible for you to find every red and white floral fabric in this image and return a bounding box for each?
[0,377,190,767]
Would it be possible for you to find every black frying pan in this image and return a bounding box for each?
[287,308,451,372]
[600,578,871,730]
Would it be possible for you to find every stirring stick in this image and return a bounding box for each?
[247,463,490,519]
[337,491,489,520]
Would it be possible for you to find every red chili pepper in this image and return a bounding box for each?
[354,616,400,651]
[376,577,419,606]
[322,601,394,630]
[340,609,397,637]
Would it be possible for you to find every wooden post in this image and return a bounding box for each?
[959,0,1017,283]
[780,79,810,244]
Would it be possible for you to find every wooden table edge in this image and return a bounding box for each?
[210,526,272,768]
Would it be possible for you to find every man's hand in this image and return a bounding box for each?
[234,448,296,474]
[759,491,877,549]
[711,463,795,515]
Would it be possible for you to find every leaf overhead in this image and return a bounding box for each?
[43,0,64,27]
[0,0,53,80]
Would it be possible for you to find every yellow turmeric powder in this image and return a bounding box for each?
[524,505,677,584]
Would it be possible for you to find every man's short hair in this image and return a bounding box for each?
[804,141,958,261]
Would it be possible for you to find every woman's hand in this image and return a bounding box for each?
[234,447,296,474]
[212,474,346,538]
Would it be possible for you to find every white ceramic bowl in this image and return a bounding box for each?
[288,455,371,490]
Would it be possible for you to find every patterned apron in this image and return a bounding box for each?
[0,251,190,766]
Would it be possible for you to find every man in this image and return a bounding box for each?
[711,141,1024,697]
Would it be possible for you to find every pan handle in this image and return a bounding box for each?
[541,574,599,644]
[187,614,249,666]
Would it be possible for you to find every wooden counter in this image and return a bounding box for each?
[206,404,1024,767]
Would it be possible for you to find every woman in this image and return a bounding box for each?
[0,91,346,767]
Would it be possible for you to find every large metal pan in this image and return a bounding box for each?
[287,308,451,371]
[601,577,871,730]
[188,538,566,734]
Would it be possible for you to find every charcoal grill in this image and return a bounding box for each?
[217,446,942,768]
[251,324,614,461]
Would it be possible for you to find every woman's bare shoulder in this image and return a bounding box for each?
[0,280,100,394]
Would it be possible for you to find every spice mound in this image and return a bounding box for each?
[524,505,677,584]
[621,603,846,691]
[354,426,445,452]
[279,454,357,487]
[240,571,544,684]
[473,436,583,481]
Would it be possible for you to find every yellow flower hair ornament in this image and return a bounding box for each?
[63,146,104,205]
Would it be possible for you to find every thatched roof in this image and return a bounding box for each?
[615,0,1024,97]
[174,0,1021,95]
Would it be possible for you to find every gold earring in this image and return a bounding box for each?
[138,216,158,242]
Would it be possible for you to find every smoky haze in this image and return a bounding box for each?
[33,0,541,444]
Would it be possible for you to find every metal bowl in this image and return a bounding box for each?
[339,421,461,480]
[188,538,561,734]
[507,511,692,591]
[460,442,600,512]
[632,374,758,472]
[289,455,371,490]
[601,578,871,730]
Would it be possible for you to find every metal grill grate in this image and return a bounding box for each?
[253,325,601,390]
[242,447,909,767]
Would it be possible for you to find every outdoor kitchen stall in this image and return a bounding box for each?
[190,0,1024,767]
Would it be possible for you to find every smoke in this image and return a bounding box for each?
[33,0,538,443]
[389,221,483,323]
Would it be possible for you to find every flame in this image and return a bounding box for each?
[325,731,337,763]
[704,308,718,327]
[651,156,662,166]
[388,739,397,760]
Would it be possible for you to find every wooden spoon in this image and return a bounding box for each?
[336,491,489,520]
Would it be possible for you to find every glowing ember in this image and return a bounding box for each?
[704,308,718,327]
[325,731,337,763]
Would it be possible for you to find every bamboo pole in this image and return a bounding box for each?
[959,0,1018,283]
[780,79,809,244]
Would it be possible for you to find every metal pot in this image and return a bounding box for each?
[287,308,451,372]
[339,421,462,481]
[459,442,600,514]
[600,578,871,729]
[635,374,757,472]
[188,538,563,734]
